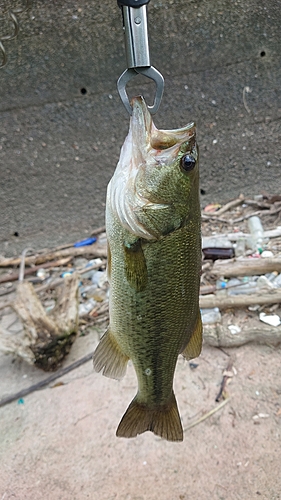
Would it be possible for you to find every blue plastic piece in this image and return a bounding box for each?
[73,237,97,248]
[60,271,73,278]
[17,398,24,405]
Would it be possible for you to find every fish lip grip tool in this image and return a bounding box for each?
[117,0,164,115]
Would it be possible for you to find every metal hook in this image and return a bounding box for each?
[117,65,164,115]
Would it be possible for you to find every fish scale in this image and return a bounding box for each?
[93,96,202,441]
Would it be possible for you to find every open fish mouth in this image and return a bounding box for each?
[130,95,195,160]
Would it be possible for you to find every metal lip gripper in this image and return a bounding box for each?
[117,0,164,115]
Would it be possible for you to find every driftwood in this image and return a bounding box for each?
[199,290,281,309]
[0,243,107,268]
[203,323,281,347]
[212,196,244,216]
[209,226,281,242]
[0,273,79,370]
[233,205,281,224]
[0,257,72,284]
[212,257,281,278]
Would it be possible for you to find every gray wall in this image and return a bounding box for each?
[1,0,280,255]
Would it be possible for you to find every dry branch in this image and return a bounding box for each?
[0,243,107,268]
[213,196,244,216]
[0,257,72,284]
[199,290,281,309]
[203,323,281,347]
[212,257,281,277]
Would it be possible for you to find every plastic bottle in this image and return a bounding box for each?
[265,271,278,282]
[248,216,265,253]
[227,282,258,295]
[201,307,222,324]
[227,275,274,295]
[235,237,246,257]
[91,270,107,287]
[216,278,242,289]
[273,273,281,288]
[202,237,233,249]
[78,298,96,317]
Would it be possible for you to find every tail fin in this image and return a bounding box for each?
[93,328,129,380]
[116,392,183,442]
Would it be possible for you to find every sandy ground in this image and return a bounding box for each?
[1,323,281,500]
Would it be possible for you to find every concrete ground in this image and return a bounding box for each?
[1,324,281,500]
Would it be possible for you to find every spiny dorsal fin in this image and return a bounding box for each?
[93,328,129,380]
[181,311,203,360]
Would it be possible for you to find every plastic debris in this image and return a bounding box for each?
[202,237,233,249]
[202,247,235,261]
[73,257,89,268]
[36,268,49,280]
[201,307,221,324]
[234,237,246,257]
[91,270,107,287]
[73,237,97,247]
[80,258,104,279]
[252,413,270,420]
[216,278,242,290]
[261,250,274,258]
[273,273,281,288]
[79,298,96,317]
[203,203,222,213]
[60,270,73,278]
[248,216,265,253]
[256,275,274,289]
[228,324,241,335]
[259,312,281,327]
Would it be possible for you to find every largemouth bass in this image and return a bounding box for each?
[93,96,202,442]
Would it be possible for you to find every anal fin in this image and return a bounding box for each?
[181,310,203,360]
[116,391,183,442]
[93,328,129,380]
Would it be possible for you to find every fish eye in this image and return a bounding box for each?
[180,154,196,172]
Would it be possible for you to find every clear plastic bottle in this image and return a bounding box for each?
[248,216,265,253]
[235,237,246,257]
[201,307,222,324]
[273,273,281,288]
[78,298,96,317]
[202,237,233,249]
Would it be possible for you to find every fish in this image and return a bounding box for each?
[93,96,202,442]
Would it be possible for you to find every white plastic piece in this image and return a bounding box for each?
[259,312,281,327]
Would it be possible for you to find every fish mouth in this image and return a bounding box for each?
[130,95,195,156]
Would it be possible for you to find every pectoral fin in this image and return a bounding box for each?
[123,238,148,292]
[181,311,203,360]
[93,328,129,380]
